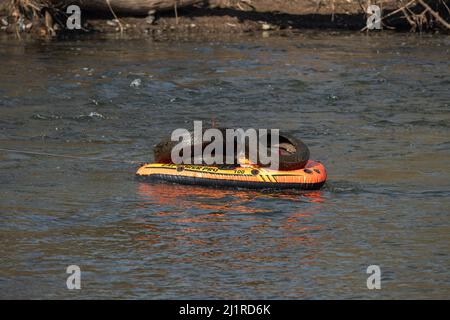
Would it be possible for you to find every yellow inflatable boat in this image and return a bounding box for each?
[136,160,326,190]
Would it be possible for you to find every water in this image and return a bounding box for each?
[0,32,449,299]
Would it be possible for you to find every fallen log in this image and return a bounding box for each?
[50,0,399,16]
[50,0,203,15]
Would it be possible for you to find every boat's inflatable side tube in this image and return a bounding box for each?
[136,160,326,190]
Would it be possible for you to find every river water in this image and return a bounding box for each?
[0,32,449,299]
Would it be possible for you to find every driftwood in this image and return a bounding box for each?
[51,0,203,15]
[370,0,450,31]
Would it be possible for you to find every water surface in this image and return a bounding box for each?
[0,32,449,299]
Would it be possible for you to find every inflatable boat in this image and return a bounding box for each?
[136,160,326,190]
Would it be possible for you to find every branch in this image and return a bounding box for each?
[417,0,450,29]
[361,0,418,31]
[105,0,124,34]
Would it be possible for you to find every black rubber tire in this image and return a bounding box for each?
[153,128,224,164]
[273,131,310,170]
[153,129,309,170]
[153,138,179,163]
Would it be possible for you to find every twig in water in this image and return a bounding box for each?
[442,0,450,15]
[105,0,124,35]
[174,1,179,25]
[0,148,142,164]
[361,0,418,31]
[417,0,450,29]
[401,5,417,31]
[331,0,335,22]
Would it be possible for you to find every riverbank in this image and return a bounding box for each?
[0,0,449,38]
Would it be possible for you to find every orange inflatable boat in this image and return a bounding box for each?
[136,160,326,190]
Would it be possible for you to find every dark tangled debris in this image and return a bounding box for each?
[0,0,449,39]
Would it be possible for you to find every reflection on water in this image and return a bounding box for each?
[137,182,324,213]
[0,32,449,299]
[135,182,326,255]
[131,182,328,299]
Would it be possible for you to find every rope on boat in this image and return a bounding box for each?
[0,148,143,164]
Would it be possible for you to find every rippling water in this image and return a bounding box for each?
[0,32,449,299]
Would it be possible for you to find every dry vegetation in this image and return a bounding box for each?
[0,0,448,37]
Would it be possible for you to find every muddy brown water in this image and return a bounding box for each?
[0,32,449,299]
